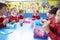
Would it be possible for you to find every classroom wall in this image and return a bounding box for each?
[5,1,58,13]
[0,0,5,3]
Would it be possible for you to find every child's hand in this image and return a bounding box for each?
[43,21,51,33]
[40,19,44,25]
[3,18,9,25]
[12,20,15,22]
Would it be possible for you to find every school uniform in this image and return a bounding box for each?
[10,15,18,22]
[17,14,24,20]
[0,16,7,29]
[48,19,60,40]
[32,15,40,20]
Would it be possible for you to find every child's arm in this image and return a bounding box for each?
[43,20,50,33]
[48,31,60,40]
[40,19,47,25]
[43,21,60,40]
[0,22,6,28]
[40,19,44,25]
[3,18,9,25]
[9,16,14,22]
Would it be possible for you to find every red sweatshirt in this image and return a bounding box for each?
[32,15,40,20]
[46,17,55,24]
[48,19,60,40]
[10,15,18,22]
[0,17,6,29]
[17,14,24,20]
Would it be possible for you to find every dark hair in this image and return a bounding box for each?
[0,3,7,10]
[19,9,24,13]
[50,5,54,9]
[48,7,59,15]
[36,10,39,13]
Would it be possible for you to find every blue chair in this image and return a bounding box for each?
[24,13,32,18]
[40,13,48,19]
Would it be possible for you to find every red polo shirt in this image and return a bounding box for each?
[17,14,24,20]
[46,17,55,24]
[0,17,7,29]
[10,15,18,22]
[32,15,40,20]
[48,19,60,40]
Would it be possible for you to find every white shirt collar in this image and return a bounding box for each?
[3,15,6,17]
[11,14,16,16]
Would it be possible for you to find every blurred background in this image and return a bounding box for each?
[0,0,60,40]
[0,0,60,13]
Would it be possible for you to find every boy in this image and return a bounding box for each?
[43,9,60,40]
[46,7,59,23]
[40,7,59,25]
[0,3,9,29]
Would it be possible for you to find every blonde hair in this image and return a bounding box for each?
[19,9,24,14]
[10,7,16,11]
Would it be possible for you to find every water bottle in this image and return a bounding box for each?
[19,19,23,27]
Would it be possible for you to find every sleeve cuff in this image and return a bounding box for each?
[48,31,56,39]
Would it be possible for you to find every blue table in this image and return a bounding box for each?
[0,21,48,40]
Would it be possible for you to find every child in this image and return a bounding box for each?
[48,5,54,11]
[32,10,40,20]
[17,9,24,21]
[43,9,60,40]
[0,3,9,29]
[40,7,58,25]
[46,7,59,23]
[9,7,18,22]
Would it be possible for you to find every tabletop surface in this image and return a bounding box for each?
[0,20,48,40]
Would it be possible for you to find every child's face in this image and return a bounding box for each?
[33,10,36,14]
[33,10,39,15]
[47,13,55,18]
[11,8,16,15]
[13,9,16,14]
[55,9,60,23]
[0,7,8,15]
[13,9,16,13]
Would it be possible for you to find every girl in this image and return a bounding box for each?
[17,9,24,21]
[32,10,40,20]
[9,7,18,22]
